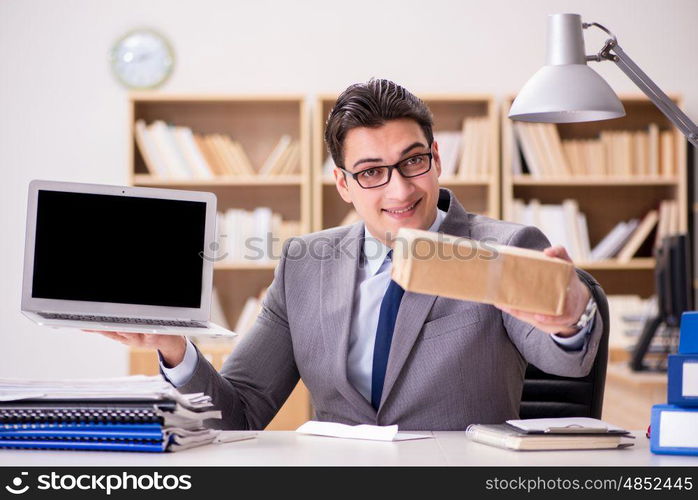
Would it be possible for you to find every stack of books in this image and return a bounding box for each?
[512,122,676,178]
[650,312,698,455]
[216,208,301,264]
[0,376,250,452]
[466,417,633,451]
[135,120,300,179]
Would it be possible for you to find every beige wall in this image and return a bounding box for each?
[1,0,696,378]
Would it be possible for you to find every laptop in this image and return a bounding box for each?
[21,180,235,337]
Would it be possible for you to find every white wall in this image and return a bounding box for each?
[1,0,696,378]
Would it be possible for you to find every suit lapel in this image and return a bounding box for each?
[379,188,473,411]
[320,221,376,419]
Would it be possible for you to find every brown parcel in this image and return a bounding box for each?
[391,228,574,316]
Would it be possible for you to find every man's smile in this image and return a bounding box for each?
[381,197,422,218]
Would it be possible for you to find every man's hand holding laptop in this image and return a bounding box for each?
[84,330,187,367]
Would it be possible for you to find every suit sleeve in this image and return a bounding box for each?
[500,225,605,377]
[173,238,300,430]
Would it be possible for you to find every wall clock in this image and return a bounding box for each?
[110,29,174,89]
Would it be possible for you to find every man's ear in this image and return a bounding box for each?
[334,168,353,204]
[432,140,442,178]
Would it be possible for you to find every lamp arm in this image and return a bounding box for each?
[589,36,698,148]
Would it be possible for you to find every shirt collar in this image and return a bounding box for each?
[362,207,446,277]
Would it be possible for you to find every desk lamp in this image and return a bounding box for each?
[508,13,697,147]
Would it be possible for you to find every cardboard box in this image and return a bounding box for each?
[391,228,574,316]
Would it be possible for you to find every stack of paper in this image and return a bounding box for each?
[0,375,239,452]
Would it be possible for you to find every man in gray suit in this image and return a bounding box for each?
[96,79,603,430]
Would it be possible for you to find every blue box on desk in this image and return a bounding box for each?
[679,312,698,354]
[667,354,698,407]
[650,404,698,455]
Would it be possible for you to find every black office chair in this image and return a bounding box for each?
[519,269,610,419]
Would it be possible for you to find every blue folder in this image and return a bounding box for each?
[679,312,698,354]
[667,354,698,407]
[0,422,163,440]
[0,438,165,453]
[650,404,698,455]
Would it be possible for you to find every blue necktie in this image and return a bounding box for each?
[371,251,405,410]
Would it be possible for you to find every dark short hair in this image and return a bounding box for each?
[324,78,434,169]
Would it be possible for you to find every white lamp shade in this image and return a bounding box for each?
[509,64,626,123]
[509,13,626,123]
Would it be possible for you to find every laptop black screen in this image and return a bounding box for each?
[31,190,206,308]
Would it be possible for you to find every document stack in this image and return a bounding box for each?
[0,375,224,452]
[650,312,698,455]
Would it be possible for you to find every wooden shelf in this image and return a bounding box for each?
[501,94,688,299]
[312,93,500,231]
[511,176,679,186]
[133,174,303,187]
[127,94,312,429]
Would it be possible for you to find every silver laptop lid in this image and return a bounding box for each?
[22,180,217,321]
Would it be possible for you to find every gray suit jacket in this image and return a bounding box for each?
[177,188,605,430]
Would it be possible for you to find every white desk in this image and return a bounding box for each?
[1,431,697,466]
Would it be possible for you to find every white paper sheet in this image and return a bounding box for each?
[506,417,628,433]
[296,421,432,441]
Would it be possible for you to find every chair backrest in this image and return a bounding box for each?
[519,269,610,419]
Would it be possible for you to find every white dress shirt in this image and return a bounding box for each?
[162,210,593,390]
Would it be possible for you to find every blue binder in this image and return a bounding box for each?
[0,422,163,440]
[667,354,698,407]
[679,312,698,354]
[650,404,698,455]
[0,438,165,453]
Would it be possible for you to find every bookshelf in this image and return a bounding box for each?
[312,94,500,230]
[501,94,688,297]
[127,93,313,430]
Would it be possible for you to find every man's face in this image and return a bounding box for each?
[334,118,442,246]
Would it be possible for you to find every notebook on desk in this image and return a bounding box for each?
[21,180,235,337]
[466,418,634,451]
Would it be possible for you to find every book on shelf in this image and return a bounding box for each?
[655,200,681,248]
[606,294,658,351]
[590,220,639,261]
[511,198,590,262]
[615,210,659,262]
[216,208,301,264]
[412,119,492,180]
[512,122,676,179]
[259,135,301,176]
[458,116,490,179]
[172,126,215,179]
[511,199,677,262]
[433,131,461,178]
[322,155,337,179]
[134,120,299,180]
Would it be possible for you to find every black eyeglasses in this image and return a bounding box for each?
[338,151,433,189]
